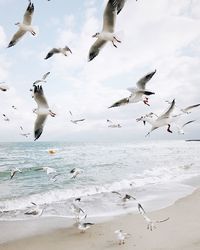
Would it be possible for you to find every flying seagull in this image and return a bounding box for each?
[114,230,130,245]
[0,82,9,92]
[12,105,17,110]
[69,111,85,124]
[138,203,169,231]
[44,46,72,60]
[180,104,200,114]
[176,120,196,135]
[109,70,156,108]
[20,126,31,138]
[136,99,176,136]
[112,191,136,202]
[10,168,22,180]
[8,1,36,48]
[33,85,56,141]
[70,168,83,179]
[88,0,127,61]
[24,202,44,216]
[107,119,121,128]
[2,114,10,122]
[33,72,50,86]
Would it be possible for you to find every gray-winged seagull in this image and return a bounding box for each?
[44,46,72,60]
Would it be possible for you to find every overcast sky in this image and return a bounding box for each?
[0,0,199,142]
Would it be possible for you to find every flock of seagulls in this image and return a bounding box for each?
[1,0,199,246]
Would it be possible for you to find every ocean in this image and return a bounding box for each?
[0,140,199,221]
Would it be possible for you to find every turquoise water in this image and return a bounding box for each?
[0,140,199,219]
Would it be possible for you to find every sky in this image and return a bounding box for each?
[0,0,200,142]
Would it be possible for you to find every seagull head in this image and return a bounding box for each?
[92,32,100,38]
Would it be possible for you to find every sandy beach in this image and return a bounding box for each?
[1,187,200,250]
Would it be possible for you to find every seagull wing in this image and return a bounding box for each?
[181,120,196,129]
[42,72,50,81]
[183,104,200,112]
[138,203,146,216]
[23,1,34,25]
[103,0,118,33]
[44,48,60,59]
[136,70,156,90]
[70,168,76,173]
[34,114,48,141]
[108,97,129,108]
[117,0,126,14]
[88,38,107,61]
[112,191,122,197]
[157,99,175,120]
[8,28,27,48]
[10,170,16,180]
[155,217,170,223]
[73,119,85,123]
[33,85,49,109]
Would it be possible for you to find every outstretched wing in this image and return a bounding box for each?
[44,48,60,60]
[157,99,175,120]
[136,70,156,90]
[34,114,47,141]
[88,39,107,61]
[23,1,34,25]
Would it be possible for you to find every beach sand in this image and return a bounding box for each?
[1,188,200,250]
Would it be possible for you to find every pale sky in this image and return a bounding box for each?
[0,0,200,142]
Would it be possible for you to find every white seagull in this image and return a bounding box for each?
[2,114,10,122]
[44,46,72,60]
[114,230,130,245]
[112,191,136,202]
[69,111,85,124]
[176,120,196,135]
[136,99,176,136]
[180,104,200,114]
[20,126,31,138]
[24,202,44,216]
[78,221,94,233]
[138,203,169,231]
[0,82,9,92]
[7,1,36,48]
[33,72,50,86]
[70,168,83,179]
[88,0,127,61]
[107,119,121,128]
[109,70,156,108]
[10,168,22,180]
[33,85,56,141]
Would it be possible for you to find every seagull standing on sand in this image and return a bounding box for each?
[7,1,36,48]
[33,72,50,86]
[138,203,169,231]
[114,230,130,245]
[109,70,156,108]
[136,99,176,136]
[78,216,94,233]
[88,0,127,61]
[33,85,56,141]
[0,82,9,92]
[44,46,72,59]
[10,168,22,180]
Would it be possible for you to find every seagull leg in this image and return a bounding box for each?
[49,110,56,117]
[167,124,172,133]
[114,37,121,43]
[112,41,117,48]
[31,30,36,36]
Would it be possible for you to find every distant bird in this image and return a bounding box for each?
[112,191,136,202]
[78,221,94,233]
[7,1,36,48]
[33,72,50,86]
[44,46,72,60]
[138,203,169,231]
[20,126,30,138]
[12,105,17,110]
[70,168,83,179]
[136,99,176,136]
[24,202,44,216]
[0,82,9,92]
[107,119,121,128]
[88,0,127,61]
[2,114,10,122]
[114,229,130,245]
[69,111,85,124]
[180,104,200,114]
[176,120,196,135]
[109,70,156,108]
[33,85,56,141]
[10,168,22,180]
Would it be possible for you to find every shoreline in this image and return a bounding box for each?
[1,187,200,250]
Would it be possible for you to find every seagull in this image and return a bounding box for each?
[136,99,176,136]
[24,202,44,216]
[107,119,121,128]
[109,70,156,108]
[33,85,56,141]
[44,46,72,60]
[112,191,136,202]
[2,114,10,122]
[114,230,130,245]
[138,203,169,231]
[12,105,17,110]
[33,72,50,86]
[10,168,22,180]
[88,0,127,61]
[180,104,200,114]
[69,111,85,124]
[0,82,9,92]
[7,1,36,48]
[70,168,83,179]
[20,126,31,138]
[42,167,56,175]
[78,221,94,233]
[70,202,85,222]
[176,120,196,135]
